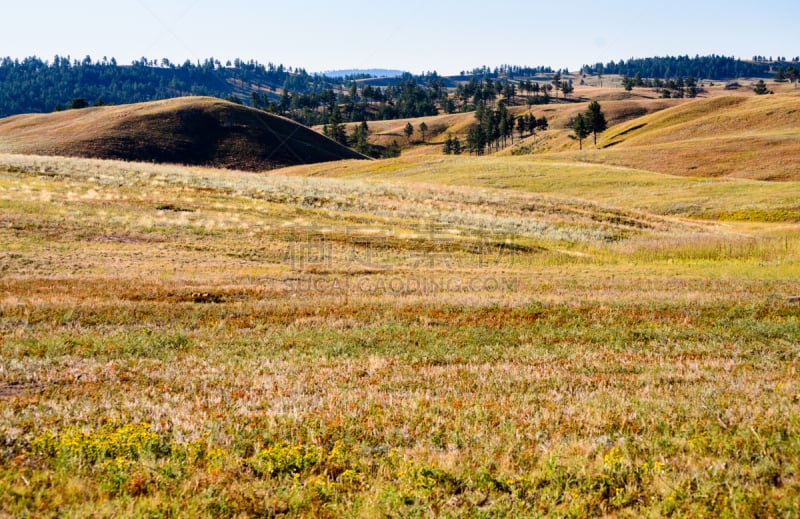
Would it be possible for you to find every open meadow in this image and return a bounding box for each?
[1,144,799,517]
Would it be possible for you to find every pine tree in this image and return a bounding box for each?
[585,101,607,146]
[571,114,590,150]
[452,137,462,155]
[754,80,770,95]
[537,116,549,132]
[686,76,698,98]
[67,98,89,110]
[325,107,348,145]
[552,72,562,97]
[786,66,799,88]
[443,135,453,155]
[517,116,526,139]
[561,80,574,99]
[404,122,414,142]
[384,140,401,158]
[419,121,428,143]
[352,120,371,155]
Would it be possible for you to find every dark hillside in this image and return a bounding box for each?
[0,97,367,170]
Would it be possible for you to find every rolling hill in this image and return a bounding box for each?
[557,92,800,181]
[352,88,800,181]
[0,97,367,171]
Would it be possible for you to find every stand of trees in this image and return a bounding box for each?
[621,74,701,98]
[323,118,397,159]
[245,78,442,126]
[463,101,548,156]
[571,102,607,149]
[0,55,335,118]
[583,55,782,81]
[774,65,800,87]
[457,64,554,80]
[443,135,462,155]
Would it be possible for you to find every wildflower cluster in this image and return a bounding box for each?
[32,423,162,466]
[251,441,360,483]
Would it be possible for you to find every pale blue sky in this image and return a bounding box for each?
[3,1,798,74]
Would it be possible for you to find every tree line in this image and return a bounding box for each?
[583,55,785,81]
[262,78,443,127]
[0,55,336,118]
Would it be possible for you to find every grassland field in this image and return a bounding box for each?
[1,88,800,517]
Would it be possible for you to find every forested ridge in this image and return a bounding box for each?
[582,54,793,80]
[0,54,790,121]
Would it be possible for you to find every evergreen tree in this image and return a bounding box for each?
[686,76,698,98]
[419,121,428,143]
[443,135,453,155]
[384,140,401,158]
[561,80,574,99]
[621,76,634,91]
[325,107,348,145]
[570,114,590,150]
[753,80,770,95]
[466,127,485,155]
[537,116,549,133]
[67,98,89,110]
[585,101,607,145]
[403,122,415,142]
[552,72,562,97]
[351,120,371,155]
[517,116,526,139]
[786,66,799,88]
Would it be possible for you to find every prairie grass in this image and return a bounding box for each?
[552,93,800,181]
[1,154,799,517]
[284,154,800,224]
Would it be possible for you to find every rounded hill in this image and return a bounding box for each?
[0,97,367,170]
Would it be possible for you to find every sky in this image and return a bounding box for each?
[3,1,798,75]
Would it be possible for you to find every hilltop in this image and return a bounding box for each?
[551,92,800,181]
[0,97,367,171]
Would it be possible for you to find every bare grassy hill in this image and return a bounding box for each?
[552,93,800,180]
[0,97,367,171]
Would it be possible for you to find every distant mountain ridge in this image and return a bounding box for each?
[321,69,406,78]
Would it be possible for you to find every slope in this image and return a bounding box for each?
[555,93,800,181]
[323,96,686,159]
[0,97,367,171]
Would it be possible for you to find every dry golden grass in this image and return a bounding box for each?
[1,151,799,517]
[529,92,800,180]
[346,81,800,182]
[280,153,800,226]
